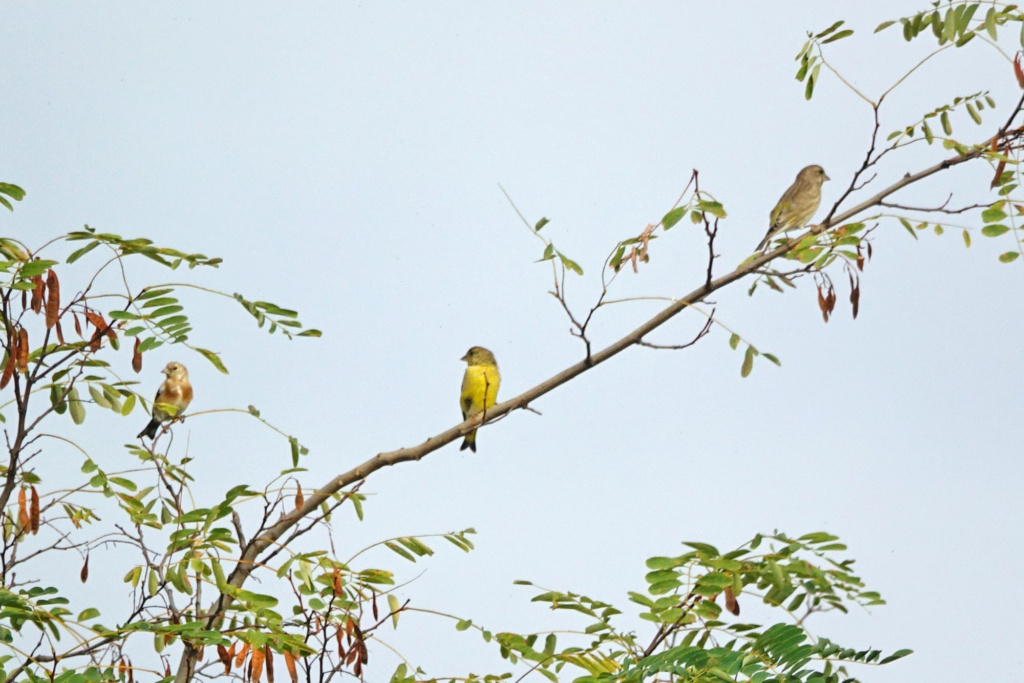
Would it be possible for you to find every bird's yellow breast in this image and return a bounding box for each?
[460,364,500,418]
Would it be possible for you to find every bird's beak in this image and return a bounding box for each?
[824,173,831,181]
[161,368,171,376]
[460,353,469,362]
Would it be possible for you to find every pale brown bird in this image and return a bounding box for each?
[137,362,193,439]
[757,165,830,251]
[459,347,500,452]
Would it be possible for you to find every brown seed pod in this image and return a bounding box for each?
[45,270,60,329]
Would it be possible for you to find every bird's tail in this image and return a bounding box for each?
[460,429,478,453]
[138,419,160,440]
[756,230,777,252]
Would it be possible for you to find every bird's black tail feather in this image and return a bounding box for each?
[138,419,160,440]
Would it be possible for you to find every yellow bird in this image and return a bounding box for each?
[459,346,500,452]
[757,164,830,251]
[137,362,193,439]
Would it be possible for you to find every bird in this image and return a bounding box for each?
[459,346,500,452]
[756,165,830,251]
[137,362,193,439]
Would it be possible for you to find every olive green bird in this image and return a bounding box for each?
[756,164,830,251]
[459,346,500,452]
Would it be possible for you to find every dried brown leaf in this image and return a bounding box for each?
[45,270,60,329]
[16,327,28,373]
[284,650,298,683]
[294,486,304,510]
[234,642,250,669]
[30,486,40,534]
[217,645,230,670]
[992,159,1007,189]
[132,337,142,373]
[265,646,274,683]
[30,275,43,314]
[724,586,740,616]
[0,352,14,390]
[17,487,29,530]
[55,320,64,345]
[73,311,82,338]
[251,647,265,683]
[1015,52,1024,88]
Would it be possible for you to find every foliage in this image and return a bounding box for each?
[1,2,1021,683]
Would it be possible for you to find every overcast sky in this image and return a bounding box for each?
[2,2,1022,681]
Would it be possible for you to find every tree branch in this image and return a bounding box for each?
[173,118,1008,682]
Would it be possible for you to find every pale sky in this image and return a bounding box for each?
[1,2,1022,681]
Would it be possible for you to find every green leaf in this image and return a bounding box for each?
[196,348,229,374]
[119,393,136,416]
[762,352,781,367]
[147,305,184,319]
[662,207,687,230]
[879,648,913,664]
[966,101,981,124]
[388,594,401,628]
[795,55,811,82]
[0,183,26,202]
[385,541,415,562]
[874,20,896,33]
[962,229,971,247]
[20,260,59,278]
[981,224,1010,237]
[998,251,1019,263]
[683,542,719,555]
[534,217,549,232]
[645,569,680,584]
[108,310,139,321]
[648,578,682,595]
[899,217,918,240]
[981,206,1007,223]
[728,333,740,350]
[558,253,584,276]
[68,387,86,425]
[821,29,854,44]
[740,346,757,378]
[804,63,820,100]
[88,385,111,409]
[136,287,174,301]
[67,241,100,264]
[954,31,975,47]
[699,200,727,219]
[78,608,101,621]
[815,20,845,39]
